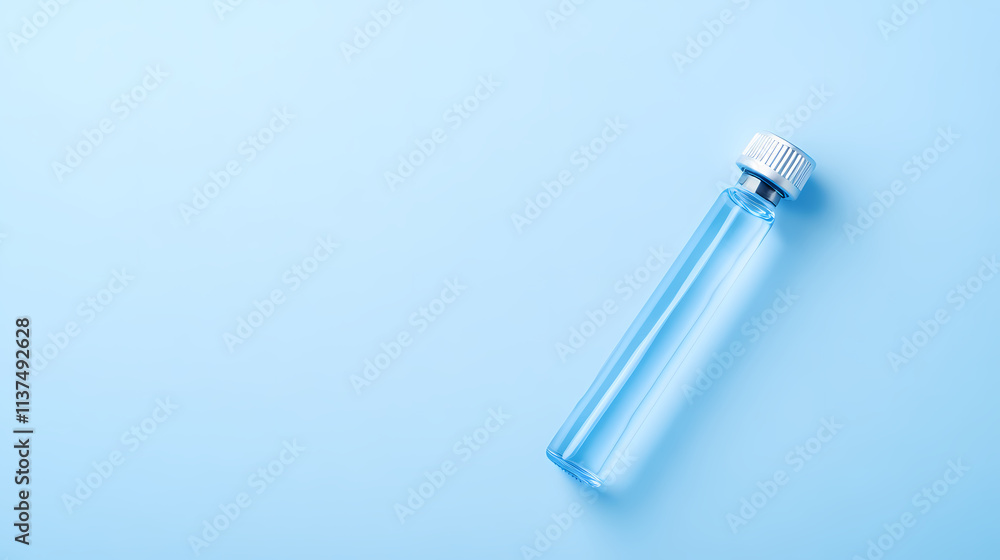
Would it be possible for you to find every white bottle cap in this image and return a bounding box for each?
[735,132,816,201]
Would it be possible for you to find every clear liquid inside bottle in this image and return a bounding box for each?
[547,186,776,486]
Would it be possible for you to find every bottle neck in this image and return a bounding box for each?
[736,171,783,207]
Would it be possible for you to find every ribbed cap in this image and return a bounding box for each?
[735,132,815,201]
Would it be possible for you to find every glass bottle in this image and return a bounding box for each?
[547,132,816,486]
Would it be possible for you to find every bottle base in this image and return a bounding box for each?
[545,448,603,488]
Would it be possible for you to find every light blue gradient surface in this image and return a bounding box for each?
[1,0,998,558]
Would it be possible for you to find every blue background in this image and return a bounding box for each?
[2,0,999,558]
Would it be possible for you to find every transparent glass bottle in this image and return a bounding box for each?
[547,132,816,487]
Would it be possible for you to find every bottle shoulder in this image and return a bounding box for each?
[723,187,776,223]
